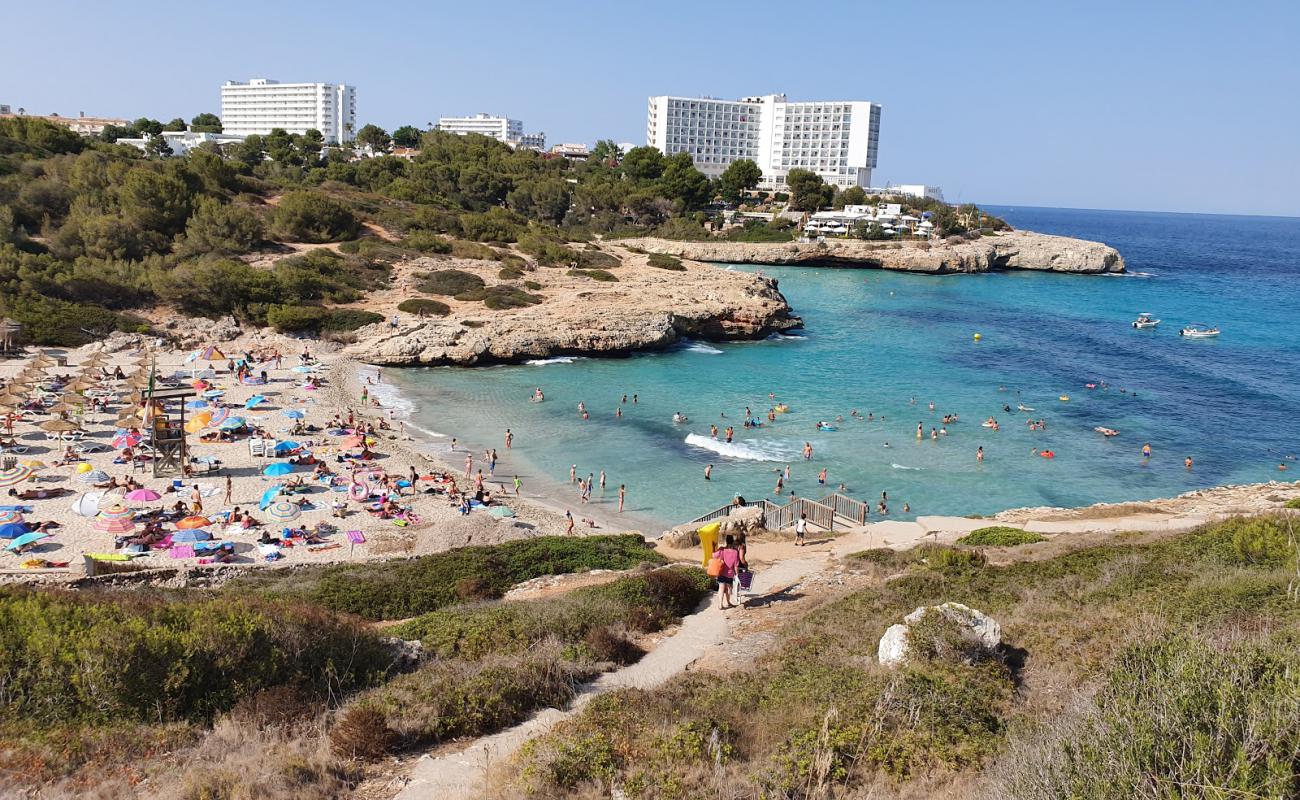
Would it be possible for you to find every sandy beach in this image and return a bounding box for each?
[0,333,631,583]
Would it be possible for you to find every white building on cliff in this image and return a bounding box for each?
[646,93,881,189]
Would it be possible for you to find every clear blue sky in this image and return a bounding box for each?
[4,0,1298,216]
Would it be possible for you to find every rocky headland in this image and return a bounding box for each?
[350,250,801,366]
[617,229,1126,275]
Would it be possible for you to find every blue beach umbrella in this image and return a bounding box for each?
[263,463,294,476]
[273,440,300,454]
[0,522,30,539]
[171,529,212,543]
[219,416,246,430]
[202,389,225,399]
[5,531,48,550]
[282,409,305,419]
[184,400,208,409]
[245,395,268,409]
[259,484,283,510]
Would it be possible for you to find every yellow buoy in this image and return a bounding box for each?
[973,333,982,341]
[1059,395,1070,401]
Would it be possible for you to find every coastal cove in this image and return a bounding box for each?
[385,208,1300,530]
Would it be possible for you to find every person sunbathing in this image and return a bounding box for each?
[10,487,71,500]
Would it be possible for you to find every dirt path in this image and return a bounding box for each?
[393,549,837,800]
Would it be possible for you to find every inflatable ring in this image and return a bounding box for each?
[1040,450,1056,459]
[349,482,368,502]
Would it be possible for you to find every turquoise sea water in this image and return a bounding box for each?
[387,208,1300,530]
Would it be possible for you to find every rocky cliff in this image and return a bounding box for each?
[350,253,801,366]
[617,229,1125,275]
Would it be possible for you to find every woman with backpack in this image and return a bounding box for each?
[709,534,743,609]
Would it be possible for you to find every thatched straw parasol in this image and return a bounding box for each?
[39,419,81,433]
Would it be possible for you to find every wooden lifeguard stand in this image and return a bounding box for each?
[144,385,196,478]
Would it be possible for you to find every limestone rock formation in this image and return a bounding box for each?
[351,255,801,366]
[619,229,1124,275]
[877,601,1002,667]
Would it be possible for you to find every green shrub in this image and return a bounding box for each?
[450,239,501,260]
[0,589,391,724]
[1223,516,1296,565]
[397,298,450,316]
[646,252,685,271]
[266,303,327,332]
[459,207,523,243]
[481,285,543,310]
[417,268,485,296]
[1,295,143,346]
[518,230,577,265]
[401,230,453,253]
[461,320,484,328]
[996,635,1300,799]
[1283,497,1300,509]
[957,527,1047,547]
[269,190,360,243]
[722,219,796,243]
[499,266,525,280]
[338,239,361,254]
[226,534,666,620]
[576,250,620,269]
[344,645,598,757]
[566,269,618,282]
[392,568,712,660]
[322,308,384,331]
[524,280,542,290]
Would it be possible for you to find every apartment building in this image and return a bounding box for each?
[437,113,545,151]
[646,93,881,189]
[220,78,356,143]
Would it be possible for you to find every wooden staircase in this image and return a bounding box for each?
[688,492,868,532]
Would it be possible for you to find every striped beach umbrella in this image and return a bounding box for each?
[265,501,301,523]
[219,416,246,430]
[92,515,136,534]
[0,510,24,525]
[76,470,110,484]
[206,407,230,427]
[0,465,34,488]
[96,504,135,520]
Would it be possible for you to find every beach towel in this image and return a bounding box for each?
[170,545,195,559]
[346,530,366,544]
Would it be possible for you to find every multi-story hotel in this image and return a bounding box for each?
[220,78,356,144]
[646,93,881,189]
[437,113,545,151]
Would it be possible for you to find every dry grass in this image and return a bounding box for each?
[1034,502,1165,521]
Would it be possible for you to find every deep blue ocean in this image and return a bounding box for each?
[386,208,1300,530]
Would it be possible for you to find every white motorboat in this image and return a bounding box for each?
[1179,324,1220,338]
[1131,313,1160,329]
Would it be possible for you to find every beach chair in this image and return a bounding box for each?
[248,438,266,458]
[1,457,14,470]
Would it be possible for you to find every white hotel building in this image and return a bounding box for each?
[646,93,881,189]
[437,113,546,151]
[220,79,357,144]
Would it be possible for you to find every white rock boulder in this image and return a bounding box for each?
[878,602,1002,668]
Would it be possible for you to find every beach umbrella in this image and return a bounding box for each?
[202,389,225,399]
[112,432,143,449]
[70,491,105,517]
[282,409,305,419]
[0,511,24,527]
[272,441,300,454]
[47,402,79,416]
[77,470,109,484]
[18,460,46,472]
[177,515,212,530]
[40,419,81,433]
[0,465,34,488]
[59,393,89,405]
[92,515,136,535]
[4,531,49,551]
[259,485,283,510]
[74,462,95,475]
[171,528,212,543]
[184,399,209,410]
[263,462,294,477]
[66,378,98,393]
[0,521,29,539]
[265,501,301,523]
[244,395,267,409]
[219,416,246,430]
[197,346,226,362]
[125,488,162,503]
[206,407,230,427]
[0,391,26,407]
[97,503,135,521]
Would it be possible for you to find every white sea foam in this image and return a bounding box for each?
[525,356,579,366]
[684,342,723,354]
[365,380,417,417]
[684,433,794,462]
[890,463,922,471]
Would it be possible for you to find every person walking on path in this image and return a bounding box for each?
[713,535,742,609]
[224,475,233,505]
[795,513,807,546]
[618,484,626,512]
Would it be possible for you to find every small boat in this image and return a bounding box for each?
[1132,313,1160,329]
[1179,324,1220,338]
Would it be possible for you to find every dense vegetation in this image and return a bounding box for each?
[957,526,1047,546]
[500,514,1300,799]
[222,533,664,620]
[1,117,1005,345]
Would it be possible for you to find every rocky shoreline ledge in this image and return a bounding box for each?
[350,251,802,367]
[618,229,1125,275]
